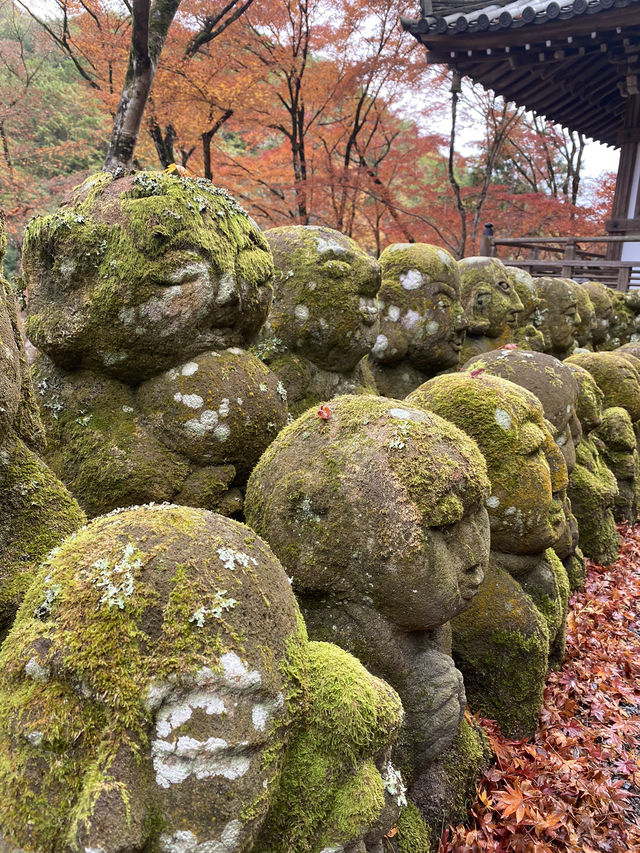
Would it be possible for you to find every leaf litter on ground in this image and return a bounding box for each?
[439,523,640,853]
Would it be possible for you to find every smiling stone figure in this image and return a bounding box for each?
[0,504,407,853]
[255,225,381,417]
[458,256,524,363]
[532,277,581,359]
[22,172,288,517]
[245,394,492,836]
[409,372,571,737]
[369,242,467,398]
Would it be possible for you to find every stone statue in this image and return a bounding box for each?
[0,504,408,853]
[531,277,580,359]
[458,256,524,363]
[256,225,381,417]
[565,363,620,566]
[461,348,584,589]
[566,351,640,522]
[604,290,636,349]
[581,281,613,349]
[504,266,545,351]
[0,209,85,642]
[408,372,571,737]
[571,281,597,352]
[22,172,288,517]
[369,243,467,398]
[245,394,492,836]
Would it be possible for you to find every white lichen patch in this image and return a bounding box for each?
[152,734,250,788]
[388,407,425,423]
[33,575,61,619]
[495,408,512,430]
[181,362,199,377]
[122,405,134,413]
[220,651,262,689]
[382,760,408,807]
[217,547,258,571]
[371,334,388,358]
[425,320,440,335]
[316,234,347,255]
[294,304,310,322]
[359,296,378,321]
[174,392,204,409]
[214,424,230,442]
[24,657,50,683]
[402,309,420,330]
[252,693,284,732]
[400,269,423,290]
[486,495,500,508]
[155,689,227,739]
[387,305,400,322]
[90,542,142,609]
[556,433,567,447]
[159,821,244,853]
[276,381,288,402]
[189,590,238,626]
[184,410,219,437]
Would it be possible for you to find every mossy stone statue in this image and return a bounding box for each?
[504,266,545,352]
[582,281,613,349]
[22,173,287,517]
[245,394,491,837]
[564,363,620,568]
[256,226,381,417]
[532,277,580,359]
[571,281,596,352]
[603,290,636,350]
[408,373,571,737]
[370,243,467,398]
[565,351,640,436]
[0,209,85,643]
[458,256,524,363]
[461,348,584,589]
[0,504,407,853]
[593,406,639,523]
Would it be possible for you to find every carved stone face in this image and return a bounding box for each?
[264,226,381,373]
[582,281,613,346]
[458,257,524,339]
[23,172,274,384]
[372,243,467,372]
[533,277,580,355]
[572,282,596,349]
[246,395,491,631]
[409,373,569,559]
[566,351,640,426]
[0,506,402,853]
[566,363,604,432]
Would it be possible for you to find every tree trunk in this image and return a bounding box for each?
[103,0,181,174]
[148,119,176,167]
[202,109,233,181]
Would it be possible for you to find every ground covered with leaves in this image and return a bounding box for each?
[440,524,640,852]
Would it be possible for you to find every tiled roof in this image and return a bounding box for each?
[403,0,639,37]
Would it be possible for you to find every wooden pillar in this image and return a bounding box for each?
[606,94,640,265]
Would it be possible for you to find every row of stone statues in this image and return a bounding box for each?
[2,172,640,852]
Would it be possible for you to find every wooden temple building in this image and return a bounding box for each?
[402,0,640,288]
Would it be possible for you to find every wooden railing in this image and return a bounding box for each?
[479,233,640,291]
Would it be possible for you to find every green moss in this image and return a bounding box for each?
[256,640,403,853]
[396,801,431,853]
[566,352,640,425]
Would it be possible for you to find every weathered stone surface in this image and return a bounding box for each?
[0,505,405,853]
[604,290,636,350]
[22,173,288,516]
[571,282,596,351]
[581,281,613,348]
[458,256,523,363]
[409,372,571,736]
[23,172,274,384]
[565,351,640,431]
[245,394,490,836]
[593,406,639,523]
[257,226,381,416]
[565,363,620,568]
[0,210,84,643]
[532,277,580,359]
[504,266,545,352]
[370,243,467,398]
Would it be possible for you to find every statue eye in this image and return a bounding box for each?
[475,291,491,308]
[497,281,511,293]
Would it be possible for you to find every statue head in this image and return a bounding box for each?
[571,282,596,349]
[503,267,545,351]
[532,277,580,356]
[581,281,613,346]
[606,290,636,349]
[23,172,274,384]
[462,349,580,474]
[458,256,523,339]
[408,372,569,560]
[246,395,490,631]
[263,226,381,373]
[565,351,640,426]
[371,243,467,372]
[0,505,403,853]
[565,363,604,433]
